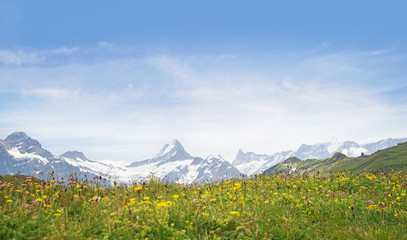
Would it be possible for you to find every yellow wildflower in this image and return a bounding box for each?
[230,211,240,216]
[156,202,167,207]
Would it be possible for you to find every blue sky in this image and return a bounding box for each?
[1,1,407,162]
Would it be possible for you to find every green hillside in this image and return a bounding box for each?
[264,141,407,176]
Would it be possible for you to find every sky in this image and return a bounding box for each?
[1,0,407,163]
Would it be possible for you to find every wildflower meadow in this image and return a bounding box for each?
[0,171,406,239]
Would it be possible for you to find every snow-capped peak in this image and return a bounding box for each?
[326,141,344,154]
[5,131,38,147]
[5,131,28,140]
[155,139,187,158]
[3,132,54,160]
[60,151,89,161]
[206,155,222,162]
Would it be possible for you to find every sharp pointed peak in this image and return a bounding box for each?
[155,139,188,158]
[170,139,182,147]
[165,139,184,151]
[5,131,40,147]
[6,131,28,139]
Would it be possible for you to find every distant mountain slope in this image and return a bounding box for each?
[0,144,15,175]
[234,138,407,175]
[0,132,241,184]
[232,149,294,175]
[263,141,407,176]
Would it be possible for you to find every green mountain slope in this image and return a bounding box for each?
[263,141,407,176]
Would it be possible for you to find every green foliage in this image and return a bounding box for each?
[0,170,406,239]
[0,174,42,185]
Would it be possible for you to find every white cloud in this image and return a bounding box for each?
[53,47,80,55]
[0,49,45,65]
[22,88,79,100]
[0,45,406,162]
[0,46,84,66]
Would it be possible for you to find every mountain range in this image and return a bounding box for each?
[263,141,407,176]
[0,132,240,184]
[233,138,407,175]
[0,131,406,183]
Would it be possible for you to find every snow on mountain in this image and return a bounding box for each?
[362,138,407,153]
[3,131,54,160]
[295,142,335,160]
[233,150,294,175]
[155,139,189,159]
[126,140,241,184]
[7,147,49,164]
[0,132,121,181]
[0,133,241,184]
[0,132,57,176]
[58,151,125,177]
[98,159,133,168]
[191,155,241,183]
[60,151,90,161]
[337,141,367,157]
[127,139,192,168]
[1,131,406,183]
[294,139,407,160]
[233,138,407,175]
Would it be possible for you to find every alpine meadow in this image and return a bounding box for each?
[1,163,406,239]
[1,1,407,239]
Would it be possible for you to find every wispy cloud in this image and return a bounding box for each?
[52,47,80,55]
[0,45,406,161]
[0,49,45,65]
[22,88,79,100]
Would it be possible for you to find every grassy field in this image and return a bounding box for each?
[0,171,406,239]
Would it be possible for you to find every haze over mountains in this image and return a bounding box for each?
[0,131,406,183]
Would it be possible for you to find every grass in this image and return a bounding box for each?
[0,171,406,239]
